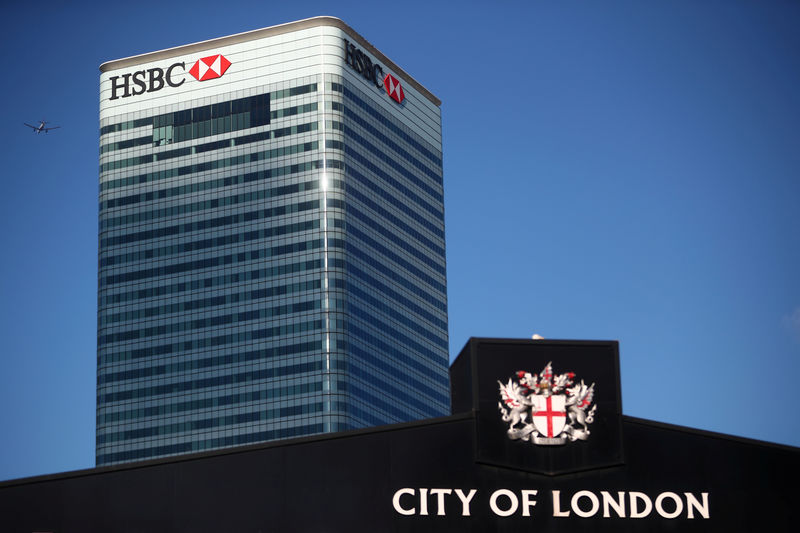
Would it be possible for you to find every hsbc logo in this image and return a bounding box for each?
[189,54,231,81]
[109,53,232,101]
[344,39,405,105]
[383,73,404,104]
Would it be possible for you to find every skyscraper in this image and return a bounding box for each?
[97,17,448,466]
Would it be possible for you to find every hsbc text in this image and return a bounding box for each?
[343,39,384,89]
[109,63,185,100]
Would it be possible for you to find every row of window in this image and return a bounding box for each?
[344,143,442,220]
[342,126,441,203]
[99,262,448,358]
[101,279,322,326]
[101,159,322,211]
[103,212,440,307]
[348,306,447,383]
[347,399,399,428]
[101,175,328,231]
[325,112,441,201]
[101,246,444,358]
[348,346,449,410]
[99,359,326,404]
[101,150,441,289]
[151,104,317,152]
[99,258,332,307]
[346,163,443,239]
[100,135,152,154]
[348,322,448,389]
[102,199,319,249]
[100,237,336,288]
[150,119,316,159]
[101,128,319,173]
[348,225,445,292]
[98,339,324,387]
[101,219,321,268]
[99,82,317,136]
[347,175,443,247]
[349,379,433,423]
[347,263,446,322]
[101,100,316,163]
[99,355,443,436]
[103,97,270,154]
[338,82,441,166]
[100,317,325,364]
[101,138,318,191]
[348,205,445,275]
[100,210,445,318]
[347,281,447,351]
[98,374,329,427]
[341,106,442,185]
[346,242,446,311]
[100,150,438,276]
[96,421,327,465]
[151,93,270,147]
[99,298,326,347]
[98,400,330,444]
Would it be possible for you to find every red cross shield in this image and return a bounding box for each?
[532,395,567,438]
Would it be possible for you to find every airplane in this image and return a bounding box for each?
[24,120,60,134]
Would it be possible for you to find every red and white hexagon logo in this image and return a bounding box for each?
[189,54,232,81]
[383,73,405,104]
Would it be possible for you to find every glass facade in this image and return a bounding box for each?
[97,23,448,466]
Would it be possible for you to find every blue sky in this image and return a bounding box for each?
[1,0,798,482]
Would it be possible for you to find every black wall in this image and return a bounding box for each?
[2,338,798,532]
[2,412,798,531]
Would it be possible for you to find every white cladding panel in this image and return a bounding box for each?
[99,24,441,147]
[99,26,333,118]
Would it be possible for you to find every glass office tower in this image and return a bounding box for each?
[97,17,448,466]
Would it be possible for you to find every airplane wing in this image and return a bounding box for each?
[24,123,38,130]
[44,126,61,132]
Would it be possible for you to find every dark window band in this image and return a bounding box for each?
[100,237,343,288]
[98,340,324,387]
[345,164,443,238]
[348,206,445,274]
[348,225,445,293]
[99,359,325,404]
[100,258,341,307]
[101,140,319,191]
[345,244,446,308]
[96,421,328,465]
[347,263,447,319]
[338,83,441,166]
[99,83,317,136]
[100,219,321,268]
[99,298,324,346]
[99,318,326,364]
[102,200,319,248]
[344,144,442,220]
[98,401,329,444]
[348,322,448,388]
[101,177,327,231]
[341,106,442,185]
[101,279,322,326]
[101,159,322,212]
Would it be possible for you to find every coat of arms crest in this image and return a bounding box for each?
[498,362,596,445]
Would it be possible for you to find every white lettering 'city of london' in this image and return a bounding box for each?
[391,488,710,520]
